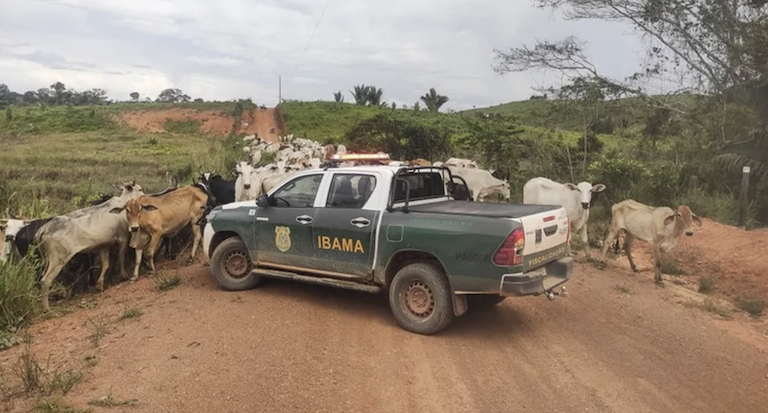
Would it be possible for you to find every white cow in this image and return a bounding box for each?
[599,200,702,285]
[234,161,260,202]
[447,166,510,202]
[522,177,606,257]
[444,158,478,169]
[35,182,145,310]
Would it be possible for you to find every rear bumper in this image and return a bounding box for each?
[499,257,574,297]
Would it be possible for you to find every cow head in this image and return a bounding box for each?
[0,219,27,263]
[235,161,254,190]
[664,205,703,236]
[124,198,158,233]
[120,181,144,197]
[565,182,606,210]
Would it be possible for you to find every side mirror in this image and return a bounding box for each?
[256,194,269,208]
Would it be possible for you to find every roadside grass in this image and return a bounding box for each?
[86,317,110,348]
[118,307,142,321]
[12,332,83,396]
[88,391,138,407]
[36,397,92,413]
[154,273,181,291]
[0,252,45,350]
[737,297,766,317]
[698,277,717,293]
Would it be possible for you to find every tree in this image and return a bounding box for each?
[156,88,191,103]
[458,113,527,180]
[130,92,140,102]
[351,85,369,105]
[420,88,449,112]
[344,112,452,161]
[50,81,67,104]
[333,91,344,103]
[349,84,384,106]
[413,102,421,111]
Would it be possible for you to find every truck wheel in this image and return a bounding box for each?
[211,237,260,291]
[389,262,454,335]
[467,294,507,309]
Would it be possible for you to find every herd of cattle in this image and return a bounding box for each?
[0,133,703,310]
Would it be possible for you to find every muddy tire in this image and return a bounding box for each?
[389,262,454,335]
[211,237,260,291]
[467,294,507,309]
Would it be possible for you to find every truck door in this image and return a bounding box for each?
[311,173,379,279]
[253,173,324,270]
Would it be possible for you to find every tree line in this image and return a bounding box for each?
[333,85,450,113]
[0,82,202,108]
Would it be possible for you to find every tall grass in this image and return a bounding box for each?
[0,252,44,349]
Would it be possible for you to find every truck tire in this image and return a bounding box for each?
[389,262,454,335]
[467,294,507,309]
[211,237,260,291]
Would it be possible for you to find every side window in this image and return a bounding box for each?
[326,174,377,208]
[272,174,323,207]
[393,172,445,202]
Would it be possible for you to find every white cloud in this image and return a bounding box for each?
[0,0,648,110]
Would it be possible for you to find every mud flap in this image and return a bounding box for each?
[452,293,468,317]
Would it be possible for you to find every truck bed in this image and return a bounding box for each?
[404,200,560,219]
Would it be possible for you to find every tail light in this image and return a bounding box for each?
[493,228,525,266]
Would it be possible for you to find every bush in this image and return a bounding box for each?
[673,188,758,227]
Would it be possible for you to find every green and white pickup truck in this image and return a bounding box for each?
[202,163,574,335]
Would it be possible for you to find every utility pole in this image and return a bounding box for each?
[278,76,282,106]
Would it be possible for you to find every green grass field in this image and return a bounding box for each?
[0,105,244,215]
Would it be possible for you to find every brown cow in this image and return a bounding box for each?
[120,185,208,279]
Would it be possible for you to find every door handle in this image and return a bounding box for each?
[350,217,371,228]
[296,215,313,224]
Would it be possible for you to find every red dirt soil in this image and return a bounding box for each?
[1,261,767,413]
[117,108,281,141]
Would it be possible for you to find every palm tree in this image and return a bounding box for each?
[333,91,344,103]
[420,88,449,112]
[367,86,384,106]
[351,85,368,105]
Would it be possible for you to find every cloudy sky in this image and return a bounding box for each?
[1,0,655,110]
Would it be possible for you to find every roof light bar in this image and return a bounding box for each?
[331,153,391,162]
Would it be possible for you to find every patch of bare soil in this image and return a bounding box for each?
[117,108,281,141]
[2,262,767,412]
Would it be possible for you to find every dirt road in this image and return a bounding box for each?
[2,262,767,413]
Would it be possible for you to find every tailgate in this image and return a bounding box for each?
[517,206,569,268]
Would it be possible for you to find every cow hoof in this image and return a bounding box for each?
[96,285,104,292]
[655,281,665,288]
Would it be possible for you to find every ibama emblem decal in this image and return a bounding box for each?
[275,226,291,252]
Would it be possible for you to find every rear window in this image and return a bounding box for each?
[393,172,445,202]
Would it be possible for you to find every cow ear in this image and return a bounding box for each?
[565,183,578,190]
[141,204,158,211]
[591,184,606,193]
[663,213,677,226]
[109,207,125,214]
[692,214,703,227]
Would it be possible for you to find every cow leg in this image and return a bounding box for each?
[624,234,637,273]
[118,240,128,280]
[132,247,144,281]
[188,224,202,265]
[579,223,591,259]
[96,248,110,292]
[599,225,620,264]
[40,255,74,311]
[147,235,163,274]
[652,244,664,287]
